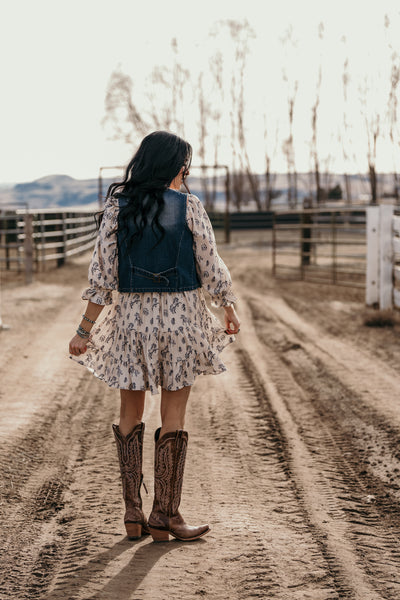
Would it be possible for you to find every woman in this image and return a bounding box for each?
[68,131,240,543]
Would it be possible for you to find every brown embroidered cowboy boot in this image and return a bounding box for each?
[148,428,210,542]
[112,422,150,539]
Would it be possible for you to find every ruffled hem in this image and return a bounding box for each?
[69,289,235,395]
[70,328,234,395]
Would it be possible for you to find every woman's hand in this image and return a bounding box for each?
[69,333,89,356]
[224,305,240,335]
[69,301,104,356]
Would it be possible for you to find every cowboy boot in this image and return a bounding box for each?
[148,427,210,542]
[112,422,150,539]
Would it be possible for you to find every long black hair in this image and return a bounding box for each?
[105,131,192,248]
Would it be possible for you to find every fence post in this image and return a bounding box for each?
[57,213,67,267]
[394,214,400,309]
[331,211,337,284]
[5,217,14,270]
[23,212,34,284]
[379,205,394,310]
[224,169,231,244]
[40,216,46,271]
[366,206,379,306]
[272,212,276,277]
[301,211,312,266]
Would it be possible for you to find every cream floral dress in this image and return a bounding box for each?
[70,193,237,395]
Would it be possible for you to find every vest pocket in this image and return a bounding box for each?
[130,266,178,288]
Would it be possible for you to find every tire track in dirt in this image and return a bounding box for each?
[0,372,118,599]
[245,290,400,509]
[44,351,340,600]
[190,352,341,599]
[255,292,400,430]
[2,251,400,599]
[237,287,400,599]
[0,271,124,599]
[2,323,340,598]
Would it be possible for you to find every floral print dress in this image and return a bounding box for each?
[70,193,237,395]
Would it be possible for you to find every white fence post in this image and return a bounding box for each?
[379,205,394,310]
[393,214,400,309]
[366,206,379,306]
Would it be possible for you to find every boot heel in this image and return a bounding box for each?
[149,527,169,542]
[125,522,142,539]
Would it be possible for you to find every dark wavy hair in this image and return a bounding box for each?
[104,131,192,249]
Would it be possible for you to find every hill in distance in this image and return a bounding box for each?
[0,172,396,210]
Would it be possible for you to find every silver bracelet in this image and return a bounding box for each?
[82,314,96,324]
[76,325,90,338]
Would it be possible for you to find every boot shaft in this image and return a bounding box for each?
[113,422,145,508]
[148,428,210,541]
[153,428,188,517]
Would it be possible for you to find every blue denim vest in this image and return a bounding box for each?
[117,189,201,293]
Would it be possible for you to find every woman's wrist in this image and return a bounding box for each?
[78,314,95,333]
[223,303,235,312]
[82,313,96,325]
[78,301,105,333]
[76,324,90,339]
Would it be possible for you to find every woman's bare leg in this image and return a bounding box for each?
[160,386,191,437]
[119,390,146,437]
[148,385,210,541]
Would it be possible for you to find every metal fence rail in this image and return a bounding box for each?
[209,210,274,230]
[272,207,367,288]
[0,207,97,283]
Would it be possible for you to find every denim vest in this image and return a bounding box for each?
[117,189,201,293]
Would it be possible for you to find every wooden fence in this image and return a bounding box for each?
[9,205,399,305]
[366,205,400,309]
[0,208,97,283]
[272,207,367,287]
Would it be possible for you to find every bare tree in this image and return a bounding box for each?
[103,39,190,150]
[224,19,259,210]
[309,22,326,205]
[359,75,380,205]
[263,114,279,210]
[322,144,334,193]
[367,113,380,205]
[170,38,190,136]
[209,51,224,208]
[310,65,323,204]
[340,51,353,204]
[146,47,189,137]
[236,41,261,210]
[147,66,174,131]
[103,69,149,144]
[280,25,299,208]
[389,60,400,204]
[238,106,262,211]
[282,79,298,208]
[385,15,400,204]
[197,72,213,210]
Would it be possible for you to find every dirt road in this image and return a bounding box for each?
[1,246,400,600]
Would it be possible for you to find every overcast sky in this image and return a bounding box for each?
[1,0,400,184]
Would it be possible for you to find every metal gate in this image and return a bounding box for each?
[272,207,367,288]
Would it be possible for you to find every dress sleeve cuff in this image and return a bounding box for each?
[210,293,237,309]
[82,287,113,305]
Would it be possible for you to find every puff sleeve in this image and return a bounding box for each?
[186,194,237,308]
[81,196,119,305]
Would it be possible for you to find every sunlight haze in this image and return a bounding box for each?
[1,0,399,184]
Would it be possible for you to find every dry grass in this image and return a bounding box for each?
[363,309,399,328]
